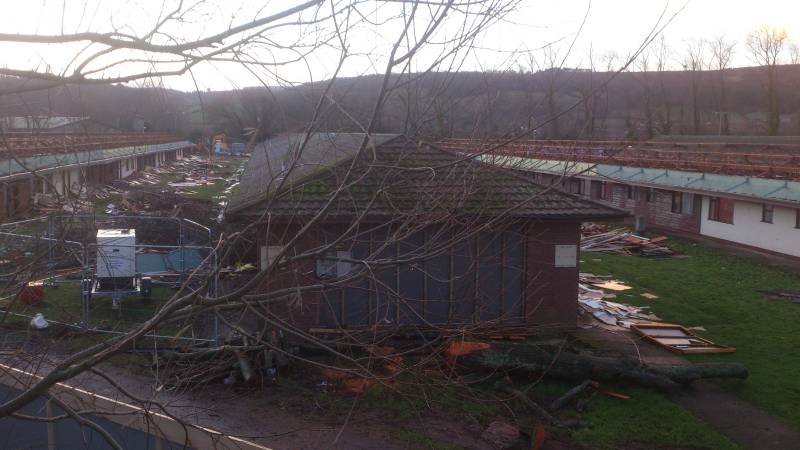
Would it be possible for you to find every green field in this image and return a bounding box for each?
[581,237,800,430]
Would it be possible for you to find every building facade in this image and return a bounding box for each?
[474,149,800,259]
[0,133,194,221]
[225,133,625,332]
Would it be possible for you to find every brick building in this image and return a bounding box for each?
[446,138,800,259]
[224,133,625,332]
[0,133,193,221]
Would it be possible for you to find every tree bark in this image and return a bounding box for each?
[462,344,747,391]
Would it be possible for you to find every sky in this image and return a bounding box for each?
[1,0,799,92]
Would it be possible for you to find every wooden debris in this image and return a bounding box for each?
[600,390,630,400]
[631,323,736,354]
[641,292,659,300]
[592,280,632,291]
[581,224,674,257]
[531,422,546,450]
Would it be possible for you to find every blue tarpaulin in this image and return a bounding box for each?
[136,248,206,274]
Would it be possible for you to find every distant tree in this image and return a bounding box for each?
[598,51,619,136]
[747,25,788,135]
[710,35,736,134]
[653,36,673,135]
[682,39,708,135]
[636,51,654,139]
[576,46,599,138]
[790,42,800,64]
[541,46,562,139]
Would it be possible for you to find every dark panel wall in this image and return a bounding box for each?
[256,221,580,331]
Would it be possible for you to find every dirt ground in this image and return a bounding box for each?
[72,363,516,450]
[6,326,799,449]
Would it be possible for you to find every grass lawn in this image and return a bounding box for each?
[581,237,800,430]
[188,179,226,202]
[517,378,737,449]
[12,282,176,331]
[357,373,738,449]
[571,384,739,449]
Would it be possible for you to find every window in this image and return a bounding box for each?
[569,178,583,195]
[590,180,605,199]
[646,188,656,202]
[682,193,695,214]
[708,197,734,224]
[796,209,800,229]
[671,192,683,213]
[626,185,634,200]
[669,192,694,214]
[762,204,774,224]
[316,250,352,278]
[709,197,719,221]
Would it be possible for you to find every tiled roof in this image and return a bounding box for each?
[225,133,626,221]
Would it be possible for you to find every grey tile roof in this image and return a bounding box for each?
[225,133,626,221]
[226,132,397,213]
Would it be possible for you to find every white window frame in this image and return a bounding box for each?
[316,250,353,278]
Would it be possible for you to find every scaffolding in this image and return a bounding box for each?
[0,132,185,158]
[438,138,800,181]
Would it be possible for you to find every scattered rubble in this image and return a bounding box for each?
[578,273,735,354]
[632,323,736,354]
[31,155,241,225]
[30,313,49,330]
[581,224,674,257]
[578,273,659,328]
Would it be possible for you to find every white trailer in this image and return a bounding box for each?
[96,229,136,278]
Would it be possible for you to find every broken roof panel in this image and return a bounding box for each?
[226,132,398,213]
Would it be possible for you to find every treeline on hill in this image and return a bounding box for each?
[2,64,800,141]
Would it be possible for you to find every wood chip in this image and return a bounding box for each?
[592,280,633,291]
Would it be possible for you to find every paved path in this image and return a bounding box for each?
[670,381,800,450]
[574,326,800,450]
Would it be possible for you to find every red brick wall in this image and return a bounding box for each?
[1,180,33,220]
[535,174,701,234]
[601,184,701,233]
[525,221,580,329]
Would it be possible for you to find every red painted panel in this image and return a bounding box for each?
[719,198,735,224]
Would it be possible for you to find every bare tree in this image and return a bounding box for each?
[0,1,691,447]
[682,38,708,135]
[636,50,655,139]
[710,35,736,134]
[0,1,526,446]
[790,42,800,64]
[747,25,788,135]
[653,35,673,135]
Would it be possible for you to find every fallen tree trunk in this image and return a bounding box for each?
[463,344,747,391]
